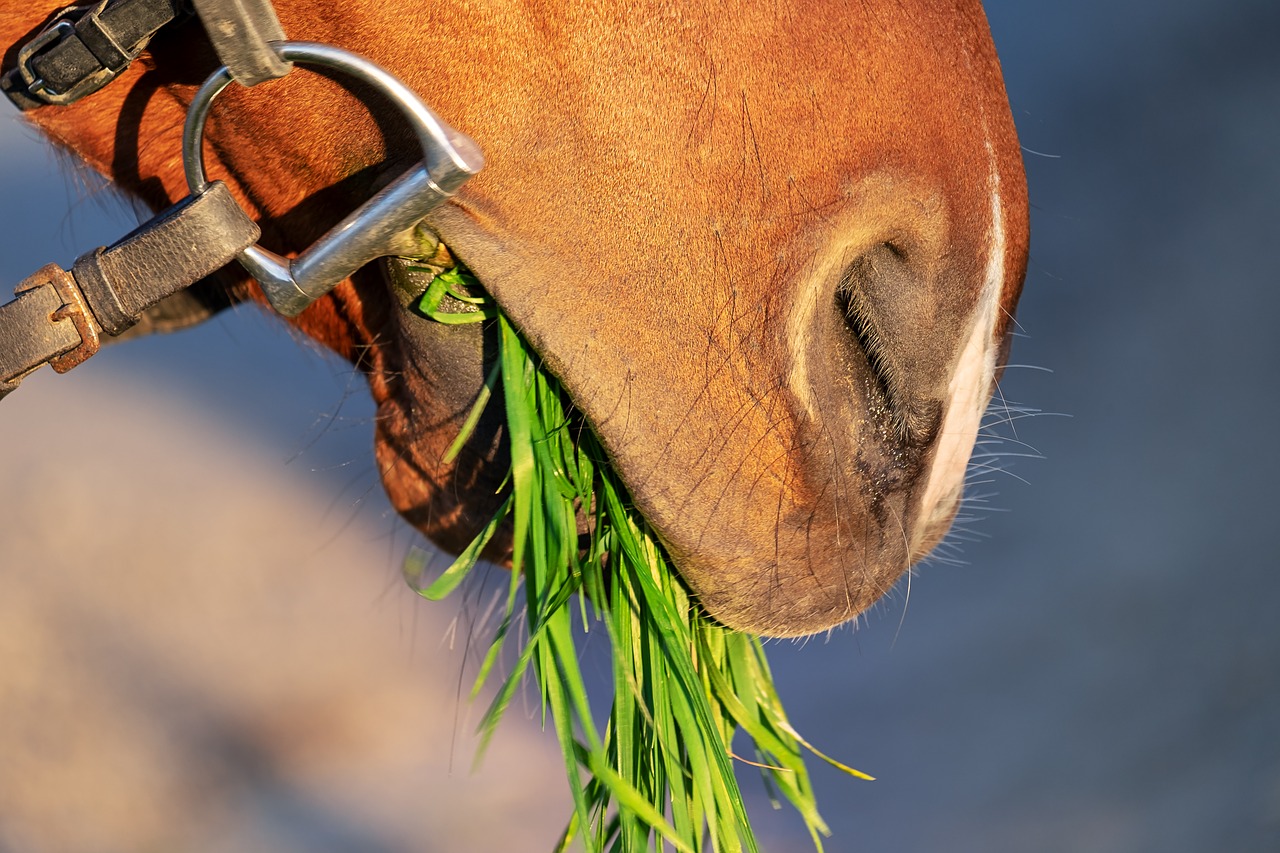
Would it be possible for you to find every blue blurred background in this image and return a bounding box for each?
[1,1,1277,850]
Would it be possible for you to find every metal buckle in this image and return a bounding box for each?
[14,264,103,373]
[17,2,138,106]
[17,19,77,103]
[180,41,484,317]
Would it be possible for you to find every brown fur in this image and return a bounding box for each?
[1,1,1029,636]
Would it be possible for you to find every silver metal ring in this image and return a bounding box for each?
[179,41,483,317]
[183,40,480,196]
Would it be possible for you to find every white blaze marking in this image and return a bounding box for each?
[913,138,1007,548]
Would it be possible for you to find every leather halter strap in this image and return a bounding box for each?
[0,0,482,401]
[0,182,259,398]
[0,0,298,400]
[1,0,291,110]
[1,0,190,109]
[189,0,290,86]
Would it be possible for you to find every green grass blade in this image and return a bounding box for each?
[417,493,511,601]
[442,357,501,464]
[775,718,876,781]
[409,263,863,853]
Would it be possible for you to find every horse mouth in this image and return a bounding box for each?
[369,257,514,560]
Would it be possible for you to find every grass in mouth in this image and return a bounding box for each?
[405,264,870,852]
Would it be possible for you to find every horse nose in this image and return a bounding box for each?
[789,176,967,445]
[832,239,949,444]
[658,182,1004,637]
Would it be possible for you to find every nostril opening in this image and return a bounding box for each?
[833,243,941,446]
[835,268,894,408]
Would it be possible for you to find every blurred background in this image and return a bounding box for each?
[2,1,1277,851]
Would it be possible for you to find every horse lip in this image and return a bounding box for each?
[371,257,513,558]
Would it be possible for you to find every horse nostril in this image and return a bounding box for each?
[833,242,942,446]
[835,248,894,411]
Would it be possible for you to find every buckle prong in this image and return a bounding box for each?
[15,264,103,373]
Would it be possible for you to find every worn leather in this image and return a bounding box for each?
[1,0,188,109]
[0,283,83,390]
[73,181,259,336]
[190,0,290,86]
[0,181,259,396]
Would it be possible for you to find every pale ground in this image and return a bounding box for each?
[0,369,570,853]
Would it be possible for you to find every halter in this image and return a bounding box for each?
[0,0,483,398]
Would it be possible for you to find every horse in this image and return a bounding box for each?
[0,0,1028,637]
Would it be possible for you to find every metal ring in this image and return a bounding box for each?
[182,40,479,197]
[179,41,483,316]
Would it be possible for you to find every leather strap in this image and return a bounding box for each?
[190,0,290,86]
[72,180,259,335]
[0,181,259,397]
[1,0,190,110]
[0,274,85,397]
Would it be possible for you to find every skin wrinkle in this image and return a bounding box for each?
[689,376,792,508]
[687,393,792,557]
[623,313,727,496]
[809,405,845,578]
[0,1,1028,637]
[828,410,867,618]
[635,246,788,508]
[739,91,768,210]
[685,57,717,148]
[769,427,795,598]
